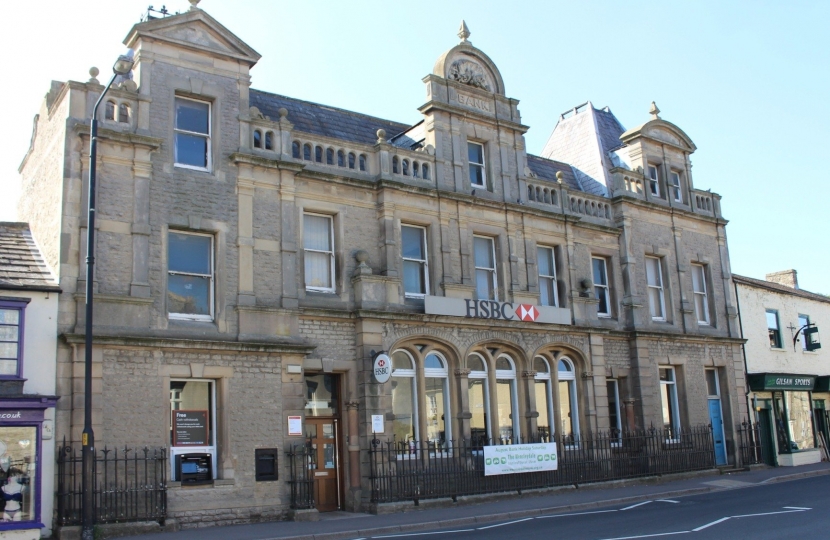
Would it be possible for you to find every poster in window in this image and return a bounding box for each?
[172,410,209,446]
[0,426,36,522]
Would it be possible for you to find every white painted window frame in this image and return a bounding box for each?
[537,246,559,307]
[468,141,486,187]
[468,353,492,440]
[174,96,212,172]
[303,212,336,293]
[607,378,622,445]
[168,230,214,322]
[401,224,429,298]
[169,378,218,480]
[534,356,555,440]
[592,256,611,317]
[474,235,498,301]
[495,354,520,441]
[660,367,681,442]
[669,170,683,202]
[558,357,580,447]
[691,263,710,325]
[646,256,666,321]
[391,349,420,449]
[647,164,661,197]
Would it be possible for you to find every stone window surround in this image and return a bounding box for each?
[297,199,347,302]
[466,140,487,189]
[690,254,717,329]
[160,220,229,333]
[159,363,235,482]
[645,246,674,324]
[0,298,29,380]
[400,223,430,299]
[591,253,614,318]
[536,244,559,308]
[167,229,214,322]
[173,95,212,172]
[395,210,440,299]
[168,77,222,176]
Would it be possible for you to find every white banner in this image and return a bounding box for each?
[483,442,558,476]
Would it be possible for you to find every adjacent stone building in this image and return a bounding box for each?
[735,270,828,467]
[17,4,747,530]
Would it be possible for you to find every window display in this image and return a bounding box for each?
[0,427,36,523]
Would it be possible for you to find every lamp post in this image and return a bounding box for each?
[82,53,135,540]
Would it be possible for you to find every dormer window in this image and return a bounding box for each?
[468,142,486,187]
[647,164,661,197]
[174,96,211,171]
[669,170,682,202]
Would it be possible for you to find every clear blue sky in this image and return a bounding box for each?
[1,0,828,292]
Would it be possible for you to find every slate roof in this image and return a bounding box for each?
[595,107,626,154]
[250,89,412,146]
[0,223,59,292]
[733,274,830,305]
[526,155,581,191]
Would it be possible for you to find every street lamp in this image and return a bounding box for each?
[82,52,134,540]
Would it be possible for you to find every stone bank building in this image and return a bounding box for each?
[18,4,748,530]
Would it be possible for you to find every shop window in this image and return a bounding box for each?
[766,309,782,348]
[646,256,666,321]
[592,257,611,317]
[607,379,621,441]
[495,355,519,443]
[304,373,339,416]
[534,357,553,440]
[167,231,213,321]
[0,301,25,378]
[692,264,709,325]
[537,246,558,307]
[474,236,497,301]
[391,351,418,444]
[558,358,579,445]
[468,141,486,187]
[0,426,38,524]
[773,391,815,453]
[401,225,429,298]
[467,354,490,445]
[303,213,335,293]
[174,96,211,171]
[660,367,681,440]
[424,353,450,447]
[170,379,217,481]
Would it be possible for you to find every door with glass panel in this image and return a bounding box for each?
[706,369,727,465]
[303,374,341,512]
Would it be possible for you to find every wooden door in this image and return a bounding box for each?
[305,418,340,511]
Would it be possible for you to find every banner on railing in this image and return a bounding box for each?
[483,442,558,476]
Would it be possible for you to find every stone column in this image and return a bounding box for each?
[345,402,361,491]
[129,146,154,297]
[522,370,539,439]
[624,398,637,432]
[237,182,255,305]
[454,369,472,441]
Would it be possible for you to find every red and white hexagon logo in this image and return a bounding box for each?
[515,304,540,322]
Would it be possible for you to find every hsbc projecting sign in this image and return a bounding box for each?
[373,353,391,384]
[424,297,571,326]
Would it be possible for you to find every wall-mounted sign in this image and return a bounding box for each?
[287,416,303,436]
[172,410,209,446]
[747,373,816,392]
[373,353,391,384]
[371,414,384,434]
[483,442,558,476]
[425,296,570,325]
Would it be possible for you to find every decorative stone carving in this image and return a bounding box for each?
[448,59,491,92]
[522,370,538,379]
[353,250,372,276]
[454,368,472,377]
[249,106,266,120]
[88,67,100,85]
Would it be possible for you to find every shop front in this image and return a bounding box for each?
[748,373,822,466]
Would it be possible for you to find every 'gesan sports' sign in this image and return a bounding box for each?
[425,296,570,325]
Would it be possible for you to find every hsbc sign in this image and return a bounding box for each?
[425,296,570,325]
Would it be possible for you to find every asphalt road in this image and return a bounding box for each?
[364,476,829,540]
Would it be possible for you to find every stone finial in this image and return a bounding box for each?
[278,108,288,120]
[376,129,386,144]
[88,67,99,84]
[188,0,201,10]
[556,171,564,184]
[354,250,372,276]
[458,20,471,42]
[649,101,660,119]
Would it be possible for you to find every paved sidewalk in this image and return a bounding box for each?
[121,463,830,540]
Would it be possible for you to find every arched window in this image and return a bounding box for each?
[391,350,418,443]
[326,148,334,165]
[495,355,519,442]
[348,152,356,169]
[253,130,262,149]
[303,143,312,161]
[265,131,274,150]
[402,159,410,176]
[413,162,420,178]
[558,358,579,444]
[292,141,301,159]
[422,164,430,180]
[337,150,345,167]
[105,100,116,121]
[118,103,130,123]
[392,156,399,174]
[467,354,490,444]
[423,352,449,446]
[534,357,553,440]
[315,146,323,163]
[359,154,367,172]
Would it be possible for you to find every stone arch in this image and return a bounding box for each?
[433,42,506,96]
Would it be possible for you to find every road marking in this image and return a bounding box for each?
[373,530,475,538]
[477,517,533,530]
[783,506,811,510]
[692,517,730,531]
[657,499,680,504]
[537,509,619,519]
[621,501,652,510]
[731,508,809,519]
[593,531,690,540]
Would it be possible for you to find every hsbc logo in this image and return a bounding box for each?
[515,304,539,322]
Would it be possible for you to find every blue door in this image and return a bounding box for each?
[709,399,727,466]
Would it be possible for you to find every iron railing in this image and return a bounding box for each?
[369,425,715,503]
[56,441,167,526]
[287,443,314,509]
[737,420,764,466]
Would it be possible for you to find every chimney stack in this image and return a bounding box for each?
[765,269,799,289]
